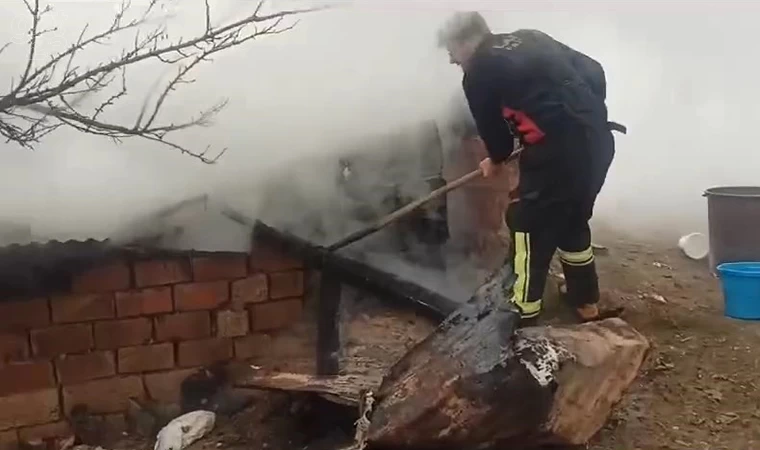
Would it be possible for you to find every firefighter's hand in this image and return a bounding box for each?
[479,157,501,178]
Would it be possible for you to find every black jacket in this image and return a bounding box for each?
[463,30,609,164]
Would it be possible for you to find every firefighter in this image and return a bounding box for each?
[437,11,621,323]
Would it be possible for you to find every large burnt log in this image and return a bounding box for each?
[233,315,649,449]
[367,311,650,449]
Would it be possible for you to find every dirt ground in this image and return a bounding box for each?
[586,231,760,450]
[116,231,760,450]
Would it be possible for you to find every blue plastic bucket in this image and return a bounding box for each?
[716,262,760,320]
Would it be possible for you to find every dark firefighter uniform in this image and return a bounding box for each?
[463,30,615,319]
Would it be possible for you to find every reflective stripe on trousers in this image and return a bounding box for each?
[509,231,542,318]
[558,246,594,266]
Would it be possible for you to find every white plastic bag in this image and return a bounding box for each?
[154,410,216,450]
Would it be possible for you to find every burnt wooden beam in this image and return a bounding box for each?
[317,270,341,375]
[253,221,459,321]
[233,371,382,407]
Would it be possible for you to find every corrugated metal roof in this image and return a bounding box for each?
[0,194,261,298]
[0,238,117,269]
[0,237,110,251]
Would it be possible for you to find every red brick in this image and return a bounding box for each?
[62,376,144,414]
[50,293,114,324]
[0,389,60,430]
[71,261,131,294]
[192,255,247,281]
[0,299,49,332]
[155,312,210,342]
[177,338,232,368]
[94,318,152,350]
[55,351,115,385]
[216,310,251,337]
[216,310,249,338]
[231,275,268,304]
[250,299,303,332]
[269,271,305,299]
[0,332,29,363]
[0,362,55,396]
[18,421,72,442]
[134,259,191,288]
[117,343,174,374]
[115,287,173,317]
[249,244,303,272]
[174,281,229,311]
[144,368,197,403]
[31,324,92,357]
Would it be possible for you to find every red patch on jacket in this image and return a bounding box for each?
[502,107,546,144]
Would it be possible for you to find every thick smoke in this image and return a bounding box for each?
[0,0,756,269]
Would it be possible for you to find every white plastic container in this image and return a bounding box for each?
[678,232,709,260]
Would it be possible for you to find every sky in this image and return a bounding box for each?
[0,0,759,244]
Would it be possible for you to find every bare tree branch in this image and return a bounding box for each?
[0,0,327,163]
[204,0,212,34]
[0,42,11,59]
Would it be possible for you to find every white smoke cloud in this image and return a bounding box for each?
[0,0,756,251]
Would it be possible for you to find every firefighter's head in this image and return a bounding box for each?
[437,11,491,69]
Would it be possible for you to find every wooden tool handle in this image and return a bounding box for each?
[326,169,481,252]
[326,146,524,252]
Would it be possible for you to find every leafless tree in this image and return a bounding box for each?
[0,0,322,163]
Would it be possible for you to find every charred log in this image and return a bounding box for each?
[317,270,342,375]
[367,316,650,449]
[233,372,381,407]
[253,221,459,320]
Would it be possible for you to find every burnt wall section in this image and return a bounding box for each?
[444,136,514,269]
[0,244,310,448]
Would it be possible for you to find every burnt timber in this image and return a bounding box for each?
[366,316,650,448]
[252,222,649,449]
[252,221,459,320]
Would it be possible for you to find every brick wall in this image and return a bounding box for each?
[0,244,306,447]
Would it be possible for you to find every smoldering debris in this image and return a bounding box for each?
[241,111,493,304]
[360,249,489,303]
